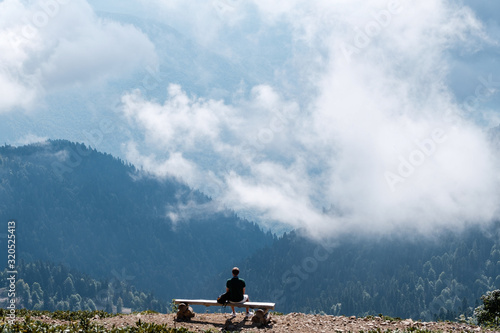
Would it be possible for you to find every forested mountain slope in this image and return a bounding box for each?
[229,227,500,321]
[0,261,168,313]
[3,140,499,321]
[0,140,274,301]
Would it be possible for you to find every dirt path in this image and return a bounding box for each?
[89,312,500,332]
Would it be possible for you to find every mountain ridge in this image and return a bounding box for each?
[0,139,275,302]
[231,226,500,320]
[2,139,500,322]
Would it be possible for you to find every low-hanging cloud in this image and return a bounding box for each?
[0,0,157,112]
[121,0,500,239]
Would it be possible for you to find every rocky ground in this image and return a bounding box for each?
[30,311,500,332]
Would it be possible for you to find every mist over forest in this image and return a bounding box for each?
[0,141,499,321]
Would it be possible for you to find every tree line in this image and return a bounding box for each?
[230,225,500,321]
[0,261,168,313]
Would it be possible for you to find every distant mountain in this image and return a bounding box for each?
[4,140,499,321]
[228,227,500,321]
[0,140,275,301]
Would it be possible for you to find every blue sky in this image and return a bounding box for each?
[1,0,499,238]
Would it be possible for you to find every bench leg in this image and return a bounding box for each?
[176,303,195,321]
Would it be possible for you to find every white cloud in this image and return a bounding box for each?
[135,0,246,51]
[121,0,500,238]
[122,85,229,151]
[124,141,198,182]
[0,0,157,112]
[0,0,496,239]
[14,134,49,146]
[0,70,37,110]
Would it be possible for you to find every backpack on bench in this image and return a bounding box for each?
[217,292,230,306]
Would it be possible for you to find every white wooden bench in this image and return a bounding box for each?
[173,299,275,325]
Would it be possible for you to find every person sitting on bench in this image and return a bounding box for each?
[226,267,252,318]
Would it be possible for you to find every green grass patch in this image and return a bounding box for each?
[0,309,197,333]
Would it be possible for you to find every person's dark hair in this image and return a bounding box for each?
[232,267,239,276]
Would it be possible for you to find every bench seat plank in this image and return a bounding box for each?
[174,299,275,309]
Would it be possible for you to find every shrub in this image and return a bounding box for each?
[475,289,500,327]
